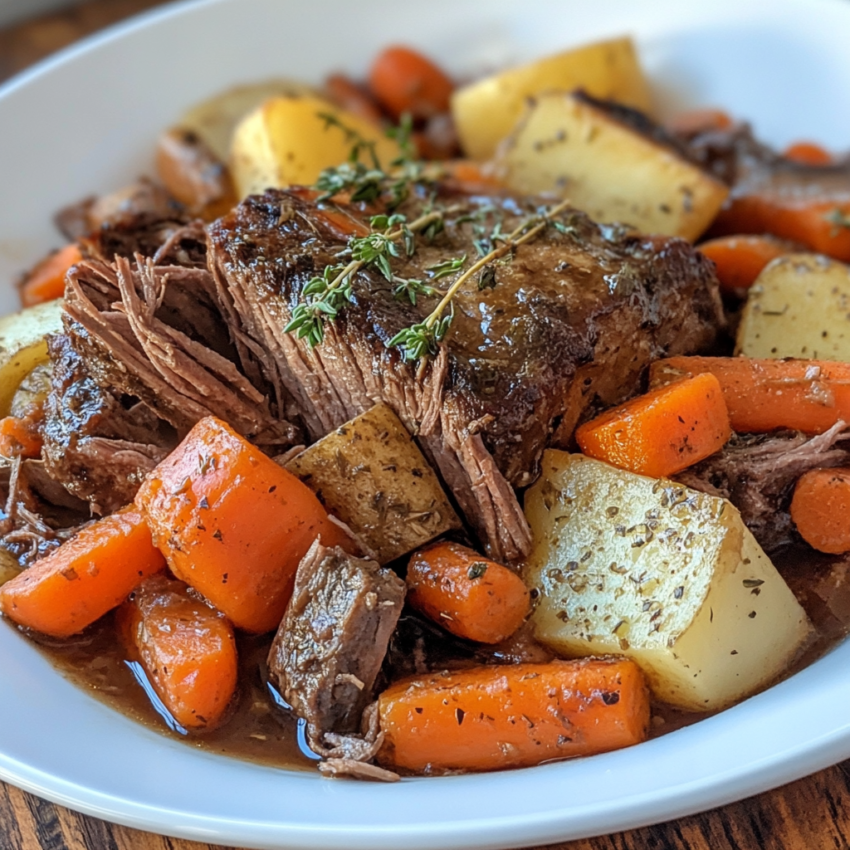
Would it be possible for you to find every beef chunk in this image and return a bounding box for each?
[41,334,174,514]
[61,256,298,449]
[676,422,850,552]
[267,541,404,771]
[208,189,723,561]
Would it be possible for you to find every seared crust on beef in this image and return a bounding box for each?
[208,189,723,560]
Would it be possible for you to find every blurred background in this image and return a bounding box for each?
[0,0,170,82]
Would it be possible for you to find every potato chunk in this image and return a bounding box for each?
[736,253,850,360]
[451,37,652,161]
[522,452,811,711]
[494,92,728,241]
[285,404,461,564]
[230,95,401,199]
[0,299,64,417]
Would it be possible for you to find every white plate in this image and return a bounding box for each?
[1,0,850,847]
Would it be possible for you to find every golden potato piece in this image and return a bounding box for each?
[230,95,401,198]
[0,299,64,418]
[736,253,850,360]
[180,79,319,163]
[522,451,811,712]
[494,91,728,241]
[451,36,652,161]
[286,404,461,564]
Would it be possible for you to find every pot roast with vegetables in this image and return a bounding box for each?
[1,35,850,780]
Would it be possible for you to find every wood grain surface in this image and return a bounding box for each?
[1,2,849,849]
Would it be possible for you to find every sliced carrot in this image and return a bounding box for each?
[376,658,651,773]
[325,74,384,125]
[712,197,850,264]
[368,46,454,120]
[19,243,81,307]
[0,413,43,459]
[441,159,505,191]
[135,416,343,634]
[0,507,165,638]
[666,108,733,136]
[117,573,238,731]
[697,234,798,293]
[782,142,833,166]
[790,468,850,554]
[406,542,530,644]
[575,373,731,478]
[650,356,850,435]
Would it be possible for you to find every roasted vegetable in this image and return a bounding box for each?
[451,36,652,161]
[377,658,651,773]
[697,234,799,294]
[0,299,64,417]
[406,542,530,644]
[522,452,812,711]
[19,243,80,307]
[791,468,850,554]
[650,356,850,435]
[286,404,461,564]
[368,46,453,120]
[118,573,238,731]
[136,416,348,634]
[229,95,401,198]
[736,253,850,360]
[494,91,728,241]
[0,507,166,639]
[576,373,731,478]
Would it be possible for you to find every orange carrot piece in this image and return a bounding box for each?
[135,416,342,634]
[782,142,833,166]
[117,573,238,731]
[0,507,165,638]
[406,542,530,644]
[575,373,731,478]
[0,414,43,459]
[712,197,850,264]
[19,243,82,307]
[650,356,850,435]
[368,46,454,120]
[698,234,798,293]
[666,108,732,136]
[790,468,850,554]
[325,73,384,125]
[377,658,651,773]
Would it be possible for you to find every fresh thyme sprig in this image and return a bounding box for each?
[284,208,457,346]
[388,199,574,362]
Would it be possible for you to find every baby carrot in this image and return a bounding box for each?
[782,142,833,166]
[666,108,733,136]
[0,507,165,638]
[790,468,850,554]
[19,243,81,307]
[575,373,731,478]
[117,573,238,731]
[406,542,530,644]
[712,197,850,264]
[136,416,343,634]
[368,46,454,120]
[376,658,651,773]
[698,234,798,293]
[649,356,850,435]
[0,414,43,459]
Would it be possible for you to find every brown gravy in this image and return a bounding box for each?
[25,544,850,775]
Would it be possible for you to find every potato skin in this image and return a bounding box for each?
[451,37,652,161]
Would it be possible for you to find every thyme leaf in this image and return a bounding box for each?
[427,255,467,280]
[393,278,437,306]
[825,207,850,235]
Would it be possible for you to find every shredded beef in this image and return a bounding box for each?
[676,422,850,552]
[267,541,404,779]
[208,189,723,561]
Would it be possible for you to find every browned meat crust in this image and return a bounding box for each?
[208,189,724,560]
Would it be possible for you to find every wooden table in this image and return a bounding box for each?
[1,2,850,849]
